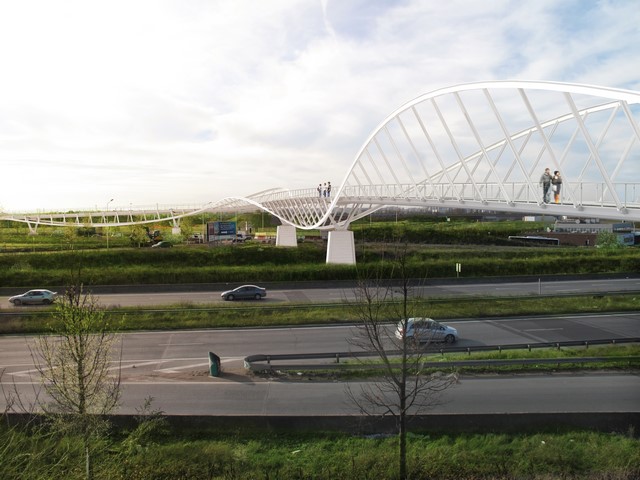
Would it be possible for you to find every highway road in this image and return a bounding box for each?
[3,276,639,308]
[1,312,639,415]
[90,276,640,307]
[77,374,640,416]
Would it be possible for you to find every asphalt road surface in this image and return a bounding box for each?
[92,276,640,307]
[1,313,638,415]
[3,276,638,308]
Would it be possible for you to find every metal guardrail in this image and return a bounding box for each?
[243,338,640,372]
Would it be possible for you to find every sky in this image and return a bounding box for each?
[1,0,639,212]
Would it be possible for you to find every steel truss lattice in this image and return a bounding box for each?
[3,81,640,231]
[242,81,640,230]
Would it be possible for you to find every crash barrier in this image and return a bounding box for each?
[244,338,640,372]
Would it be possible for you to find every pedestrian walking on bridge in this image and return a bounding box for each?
[539,168,552,203]
[552,171,562,203]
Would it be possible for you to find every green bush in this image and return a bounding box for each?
[1,220,638,286]
[0,243,638,286]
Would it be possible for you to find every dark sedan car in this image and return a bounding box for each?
[221,285,267,301]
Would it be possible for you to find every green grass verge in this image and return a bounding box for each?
[1,424,638,480]
[277,344,640,380]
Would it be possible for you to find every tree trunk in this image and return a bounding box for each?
[85,438,91,480]
[399,414,407,480]
[399,356,407,480]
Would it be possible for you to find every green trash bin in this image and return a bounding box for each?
[208,352,221,377]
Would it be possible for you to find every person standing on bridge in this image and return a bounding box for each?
[317,183,322,197]
[539,168,552,203]
[552,170,562,203]
[327,181,331,197]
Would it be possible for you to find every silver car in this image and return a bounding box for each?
[9,289,58,306]
[221,285,267,301]
[395,317,458,344]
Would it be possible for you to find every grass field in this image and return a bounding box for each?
[1,218,638,479]
[1,423,638,480]
[1,219,638,287]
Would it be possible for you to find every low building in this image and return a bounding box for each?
[539,221,637,246]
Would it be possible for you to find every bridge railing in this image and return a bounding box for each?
[249,182,639,208]
[213,181,640,229]
[4,182,638,228]
[329,182,640,208]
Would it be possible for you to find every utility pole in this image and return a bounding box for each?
[106,198,114,249]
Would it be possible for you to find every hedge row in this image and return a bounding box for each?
[0,243,637,287]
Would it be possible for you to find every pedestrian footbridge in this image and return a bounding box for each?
[3,81,640,264]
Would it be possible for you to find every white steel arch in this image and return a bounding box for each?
[247,80,640,229]
[2,81,640,237]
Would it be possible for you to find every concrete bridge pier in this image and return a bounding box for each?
[276,225,297,247]
[326,230,356,265]
[171,217,181,235]
[275,225,355,265]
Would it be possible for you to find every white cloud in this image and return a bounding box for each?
[0,0,638,211]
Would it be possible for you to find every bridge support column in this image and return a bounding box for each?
[276,225,297,247]
[326,230,355,265]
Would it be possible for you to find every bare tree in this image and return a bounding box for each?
[347,244,457,480]
[31,284,122,479]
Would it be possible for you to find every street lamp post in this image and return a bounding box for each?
[106,198,114,249]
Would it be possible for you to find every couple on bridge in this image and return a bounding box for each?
[540,168,562,204]
[317,182,332,198]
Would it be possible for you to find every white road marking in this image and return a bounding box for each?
[8,360,170,378]
[156,362,209,374]
[221,357,244,363]
[1,380,250,386]
[524,328,564,332]
[111,360,168,372]
[156,356,244,373]
[7,368,41,378]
